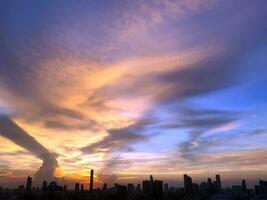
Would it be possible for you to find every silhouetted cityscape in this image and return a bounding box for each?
[1,170,267,200]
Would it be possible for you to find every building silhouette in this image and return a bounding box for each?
[42,180,47,192]
[207,177,213,194]
[216,174,222,192]
[199,182,207,194]
[232,185,242,198]
[127,183,135,195]
[136,183,141,193]
[47,181,63,192]
[102,183,108,192]
[259,180,267,194]
[2,172,267,200]
[184,174,193,194]
[255,185,261,194]
[143,175,163,199]
[26,176,32,191]
[242,179,247,193]
[75,183,80,192]
[90,169,94,191]
[192,183,199,194]
[116,184,128,200]
[164,183,169,192]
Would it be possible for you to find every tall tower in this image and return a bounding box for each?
[26,176,32,191]
[216,174,222,192]
[90,169,94,191]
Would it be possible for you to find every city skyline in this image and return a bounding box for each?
[0,0,267,188]
[2,172,267,193]
[1,172,267,200]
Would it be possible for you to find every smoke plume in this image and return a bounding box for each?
[0,116,58,182]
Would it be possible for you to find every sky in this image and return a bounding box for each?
[0,0,267,188]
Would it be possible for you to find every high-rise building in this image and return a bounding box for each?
[127,183,135,195]
[102,183,108,192]
[143,175,163,199]
[47,181,62,192]
[75,183,80,192]
[136,184,141,193]
[164,183,169,192]
[26,176,32,191]
[242,179,247,193]
[81,184,84,191]
[42,181,47,192]
[232,185,242,197]
[154,180,163,197]
[216,174,222,192]
[192,183,199,194]
[90,169,94,191]
[259,180,267,194]
[207,178,213,194]
[116,184,128,199]
[199,182,207,194]
[184,174,193,194]
[255,185,260,194]
[143,180,151,195]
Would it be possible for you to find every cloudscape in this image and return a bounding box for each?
[0,0,267,191]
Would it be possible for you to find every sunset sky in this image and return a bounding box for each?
[0,0,267,188]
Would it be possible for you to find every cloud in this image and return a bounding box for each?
[176,112,267,162]
[0,0,266,181]
[104,155,132,171]
[168,107,241,160]
[81,119,153,154]
[190,149,267,170]
[97,173,117,187]
[0,116,58,183]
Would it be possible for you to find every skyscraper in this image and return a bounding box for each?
[242,179,247,193]
[75,183,80,192]
[143,175,163,199]
[199,182,207,193]
[259,180,267,194]
[216,174,222,192]
[90,169,94,191]
[207,178,213,194]
[42,181,47,192]
[102,183,108,192]
[26,176,32,191]
[183,174,193,194]
[164,183,169,192]
[136,184,141,193]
